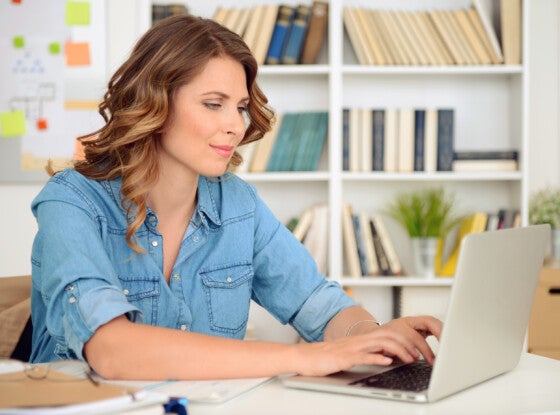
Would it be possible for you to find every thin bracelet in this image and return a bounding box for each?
[345,319,381,337]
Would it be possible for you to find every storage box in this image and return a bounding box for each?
[528,268,560,354]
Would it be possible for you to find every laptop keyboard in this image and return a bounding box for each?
[349,361,432,392]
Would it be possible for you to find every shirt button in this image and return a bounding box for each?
[123,289,129,295]
[151,240,158,247]
[193,236,200,243]
[180,325,187,331]
[226,277,232,283]
[173,274,180,280]
[149,215,156,222]
[69,296,76,304]
[67,284,74,291]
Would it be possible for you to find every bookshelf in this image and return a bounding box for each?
[123,0,528,322]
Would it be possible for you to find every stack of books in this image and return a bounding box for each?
[234,111,328,173]
[452,150,519,172]
[342,203,404,278]
[286,204,329,276]
[342,107,455,173]
[343,1,522,66]
[212,1,329,65]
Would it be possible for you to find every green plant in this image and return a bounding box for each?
[386,187,463,238]
[529,187,560,229]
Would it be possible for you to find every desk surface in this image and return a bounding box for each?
[187,353,560,415]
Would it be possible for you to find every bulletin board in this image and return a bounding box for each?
[0,0,106,182]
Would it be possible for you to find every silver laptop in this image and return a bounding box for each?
[283,225,550,403]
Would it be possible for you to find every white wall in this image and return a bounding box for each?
[1,0,559,276]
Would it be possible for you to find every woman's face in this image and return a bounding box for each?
[158,56,249,179]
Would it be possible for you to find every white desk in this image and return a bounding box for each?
[188,354,560,415]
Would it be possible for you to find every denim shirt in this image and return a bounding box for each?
[30,169,355,362]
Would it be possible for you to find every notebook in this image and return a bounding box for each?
[283,225,550,403]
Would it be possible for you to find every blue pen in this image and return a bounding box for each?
[163,397,188,415]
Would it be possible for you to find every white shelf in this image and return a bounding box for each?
[133,0,529,319]
[340,277,454,287]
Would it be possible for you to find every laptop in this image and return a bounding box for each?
[283,225,550,403]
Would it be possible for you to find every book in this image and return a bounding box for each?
[392,10,423,65]
[444,9,478,65]
[233,141,259,174]
[435,212,488,276]
[369,10,397,65]
[342,203,362,278]
[498,208,520,228]
[355,7,386,65]
[401,11,431,66]
[414,109,425,171]
[352,213,368,276]
[369,218,391,276]
[266,112,299,171]
[292,207,314,242]
[378,10,409,65]
[397,108,415,172]
[243,5,265,56]
[360,108,373,172]
[223,7,242,32]
[348,107,362,172]
[471,0,504,63]
[300,1,328,64]
[359,212,380,276]
[266,6,296,65]
[383,108,398,172]
[423,108,438,172]
[252,5,279,65]
[304,204,329,275]
[370,215,404,276]
[500,0,522,65]
[454,8,492,65]
[372,109,385,171]
[342,7,370,65]
[453,150,519,160]
[452,159,518,172]
[436,109,454,171]
[282,5,312,64]
[342,108,350,171]
[428,9,465,65]
[419,10,455,65]
[291,112,328,171]
[212,6,229,26]
[249,114,283,173]
[232,8,252,37]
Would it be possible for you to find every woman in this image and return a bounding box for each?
[30,14,441,380]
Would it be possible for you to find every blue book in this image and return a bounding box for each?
[352,214,368,276]
[414,109,425,171]
[342,108,350,171]
[437,109,454,171]
[266,113,299,171]
[266,6,295,65]
[372,109,385,171]
[304,112,328,171]
[281,5,311,64]
[289,112,316,171]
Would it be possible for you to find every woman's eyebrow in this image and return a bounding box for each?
[202,91,250,103]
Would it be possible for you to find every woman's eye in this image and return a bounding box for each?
[204,102,221,110]
[238,106,248,114]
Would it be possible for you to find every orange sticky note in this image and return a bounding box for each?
[65,42,91,66]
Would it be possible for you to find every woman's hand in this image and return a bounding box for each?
[293,315,442,377]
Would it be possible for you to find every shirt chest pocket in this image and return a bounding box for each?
[200,264,253,335]
[117,275,160,324]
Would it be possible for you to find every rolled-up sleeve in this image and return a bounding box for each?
[249,192,355,342]
[32,179,140,360]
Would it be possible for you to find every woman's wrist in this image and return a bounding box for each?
[345,319,381,337]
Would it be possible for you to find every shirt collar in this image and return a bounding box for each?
[104,174,224,228]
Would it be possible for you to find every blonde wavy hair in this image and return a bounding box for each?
[63,15,274,253]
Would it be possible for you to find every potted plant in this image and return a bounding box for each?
[529,187,560,266]
[386,187,463,277]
